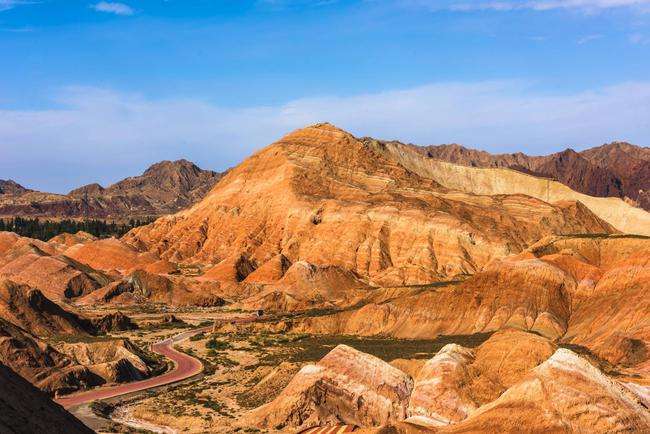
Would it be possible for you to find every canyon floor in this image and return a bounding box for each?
[66,305,493,434]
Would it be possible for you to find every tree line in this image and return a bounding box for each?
[0,217,154,241]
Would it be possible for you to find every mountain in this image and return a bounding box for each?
[580,142,650,210]
[0,180,29,195]
[0,362,93,434]
[252,331,650,432]
[365,138,650,236]
[0,159,223,220]
[413,141,650,210]
[0,279,95,337]
[295,234,650,354]
[123,123,622,289]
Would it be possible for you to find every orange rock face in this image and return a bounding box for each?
[407,344,478,426]
[236,261,371,312]
[77,269,225,307]
[63,237,159,273]
[0,280,94,337]
[249,344,413,431]
[0,232,112,300]
[405,329,556,428]
[124,124,614,288]
[251,334,650,433]
[294,235,649,373]
[437,348,650,433]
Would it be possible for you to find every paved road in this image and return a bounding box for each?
[55,327,209,409]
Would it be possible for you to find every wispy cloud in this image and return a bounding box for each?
[91,1,134,16]
[629,32,650,43]
[407,0,650,13]
[0,0,37,12]
[1,80,649,192]
[260,0,339,6]
[577,34,603,44]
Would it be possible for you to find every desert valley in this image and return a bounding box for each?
[0,123,648,433]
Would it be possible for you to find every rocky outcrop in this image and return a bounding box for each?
[0,318,101,395]
[124,124,615,288]
[57,339,155,384]
[78,269,225,307]
[0,253,109,300]
[0,159,223,219]
[437,349,650,433]
[92,311,137,333]
[249,344,413,431]
[581,142,650,210]
[406,329,556,428]
[278,235,649,431]
[293,235,650,377]
[62,237,160,273]
[407,344,478,426]
[0,362,93,434]
[237,261,370,312]
[294,255,575,339]
[406,140,650,211]
[0,231,112,300]
[248,336,649,433]
[0,180,30,195]
[47,231,97,249]
[367,139,650,236]
[0,280,95,337]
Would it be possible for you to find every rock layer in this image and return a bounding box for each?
[367,139,650,235]
[249,344,413,431]
[293,234,650,376]
[124,123,615,287]
[406,140,650,211]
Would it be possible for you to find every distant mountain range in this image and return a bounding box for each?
[1,139,648,222]
[0,159,223,220]
[401,141,650,211]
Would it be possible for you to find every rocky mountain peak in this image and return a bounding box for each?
[142,159,202,176]
[68,183,105,198]
[1,159,223,219]
[0,179,29,195]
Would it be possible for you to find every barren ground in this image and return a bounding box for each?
[80,306,491,433]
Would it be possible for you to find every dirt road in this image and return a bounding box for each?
[55,327,208,409]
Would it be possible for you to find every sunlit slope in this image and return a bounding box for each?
[375,141,650,236]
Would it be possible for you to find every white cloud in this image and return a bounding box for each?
[407,0,650,13]
[92,1,133,15]
[577,33,603,43]
[1,80,649,191]
[0,0,37,12]
[629,32,650,43]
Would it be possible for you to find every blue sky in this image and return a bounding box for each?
[1,0,649,192]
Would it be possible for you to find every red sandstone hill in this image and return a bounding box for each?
[0,159,223,219]
[124,123,618,288]
[405,140,650,210]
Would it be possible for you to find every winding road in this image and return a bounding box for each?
[55,327,209,409]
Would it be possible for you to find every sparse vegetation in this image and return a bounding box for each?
[0,216,154,241]
[206,337,232,351]
[190,332,206,342]
[248,332,493,366]
[90,400,115,418]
